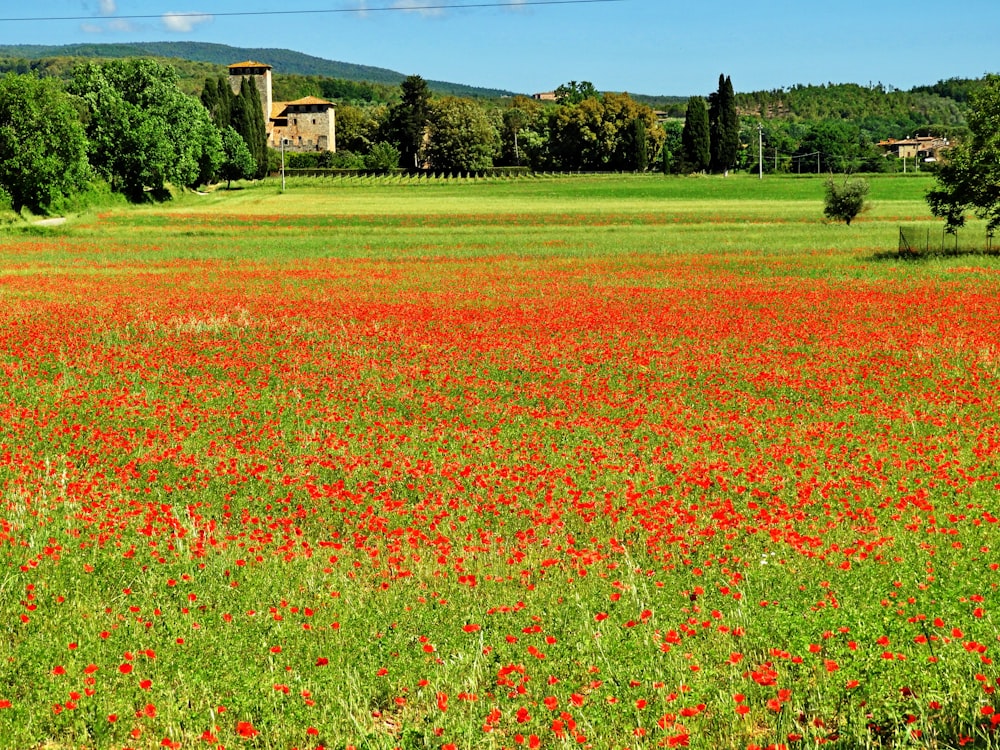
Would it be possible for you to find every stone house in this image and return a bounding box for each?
[227,61,336,153]
[875,136,949,162]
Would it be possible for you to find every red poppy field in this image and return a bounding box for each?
[1,176,999,749]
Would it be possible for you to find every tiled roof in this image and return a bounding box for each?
[286,96,334,106]
[228,60,272,69]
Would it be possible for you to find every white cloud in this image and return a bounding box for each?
[98,0,117,15]
[162,11,213,32]
[392,0,445,17]
[108,17,139,32]
[81,22,104,34]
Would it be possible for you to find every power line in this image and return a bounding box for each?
[1,0,628,23]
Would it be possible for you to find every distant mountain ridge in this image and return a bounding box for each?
[0,41,518,98]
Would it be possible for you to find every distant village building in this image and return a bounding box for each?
[876,136,949,162]
[532,91,558,102]
[228,60,336,153]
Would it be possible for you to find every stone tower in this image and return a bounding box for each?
[227,61,272,127]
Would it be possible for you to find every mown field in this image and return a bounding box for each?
[1,173,999,750]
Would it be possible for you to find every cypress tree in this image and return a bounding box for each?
[232,76,268,179]
[709,74,739,174]
[382,75,431,168]
[632,117,649,172]
[200,75,234,129]
[200,77,217,120]
[681,96,710,173]
[215,76,234,130]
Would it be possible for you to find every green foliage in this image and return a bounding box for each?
[659,119,684,173]
[233,75,269,179]
[795,120,885,174]
[545,92,662,171]
[910,76,983,105]
[631,117,649,171]
[423,96,500,171]
[269,73,393,105]
[0,42,516,97]
[335,104,385,154]
[927,75,1000,234]
[709,74,739,173]
[217,125,256,187]
[200,74,234,128]
[364,142,402,172]
[554,80,600,105]
[382,75,432,168]
[823,177,870,225]
[285,150,366,169]
[497,96,545,168]
[0,73,91,213]
[737,82,966,134]
[681,96,710,172]
[69,59,222,201]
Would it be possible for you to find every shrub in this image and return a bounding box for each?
[365,142,402,172]
[823,178,869,225]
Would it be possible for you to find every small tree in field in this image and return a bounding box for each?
[823,178,869,225]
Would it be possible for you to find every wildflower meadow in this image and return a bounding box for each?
[1,174,998,749]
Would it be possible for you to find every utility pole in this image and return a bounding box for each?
[281,138,286,192]
[758,122,763,180]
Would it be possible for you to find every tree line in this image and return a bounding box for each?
[0,57,980,216]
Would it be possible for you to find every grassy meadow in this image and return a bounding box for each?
[1,173,999,750]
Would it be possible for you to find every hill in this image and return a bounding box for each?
[0,41,517,98]
[735,82,968,138]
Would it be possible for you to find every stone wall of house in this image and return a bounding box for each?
[272,105,335,152]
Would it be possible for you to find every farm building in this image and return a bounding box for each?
[876,136,948,162]
[228,61,336,153]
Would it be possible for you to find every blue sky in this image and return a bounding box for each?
[5,0,999,96]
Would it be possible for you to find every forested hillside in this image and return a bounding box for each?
[737,82,967,135]
[0,42,515,98]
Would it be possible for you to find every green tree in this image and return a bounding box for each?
[660,119,684,173]
[382,75,432,168]
[680,96,710,172]
[422,96,500,171]
[497,96,546,168]
[631,117,649,171]
[601,92,662,171]
[554,80,600,105]
[499,97,540,166]
[927,75,1000,234]
[217,125,256,188]
[823,177,869,225]
[70,59,221,200]
[0,73,91,213]
[201,75,234,129]
[335,104,384,154]
[364,142,401,172]
[545,92,661,171]
[795,120,871,173]
[232,75,268,179]
[709,74,739,174]
[547,97,606,170]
